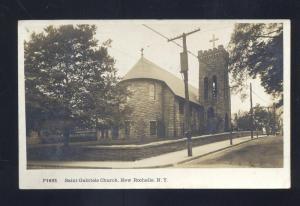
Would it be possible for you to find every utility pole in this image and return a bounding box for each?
[230,118,233,145]
[168,28,200,157]
[267,107,270,136]
[256,116,259,138]
[272,103,277,135]
[250,83,254,139]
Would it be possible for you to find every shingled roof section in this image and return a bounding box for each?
[121,57,200,105]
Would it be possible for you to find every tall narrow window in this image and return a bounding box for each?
[204,77,208,100]
[212,75,217,98]
[149,83,156,100]
[150,121,157,136]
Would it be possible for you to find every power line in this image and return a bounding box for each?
[142,24,199,58]
[253,93,268,103]
[142,24,233,67]
[252,90,270,104]
[143,24,233,49]
[142,24,169,41]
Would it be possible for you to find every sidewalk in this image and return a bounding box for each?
[28,135,266,169]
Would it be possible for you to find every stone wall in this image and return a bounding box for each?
[120,79,181,139]
[162,83,176,137]
[119,79,204,140]
[27,131,259,161]
[176,99,204,136]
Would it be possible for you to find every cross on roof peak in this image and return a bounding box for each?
[140,48,144,57]
[209,34,219,49]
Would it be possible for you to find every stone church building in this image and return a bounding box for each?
[117,45,231,140]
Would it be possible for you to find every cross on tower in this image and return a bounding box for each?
[141,48,144,57]
[209,34,219,48]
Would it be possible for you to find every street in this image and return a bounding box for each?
[177,135,283,168]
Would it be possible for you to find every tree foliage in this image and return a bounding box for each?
[25,24,131,144]
[233,104,280,134]
[228,23,283,106]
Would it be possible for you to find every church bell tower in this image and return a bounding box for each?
[198,44,231,133]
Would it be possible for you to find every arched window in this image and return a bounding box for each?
[212,75,217,98]
[204,77,208,100]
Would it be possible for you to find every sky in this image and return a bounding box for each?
[21,20,275,114]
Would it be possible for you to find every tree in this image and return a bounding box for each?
[234,104,279,134]
[228,23,283,107]
[94,79,132,140]
[25,24,130,145]
[235,111,252,131]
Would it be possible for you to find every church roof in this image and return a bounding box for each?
[121,57,199,105]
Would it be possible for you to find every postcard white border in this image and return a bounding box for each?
[18,19,291,189]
